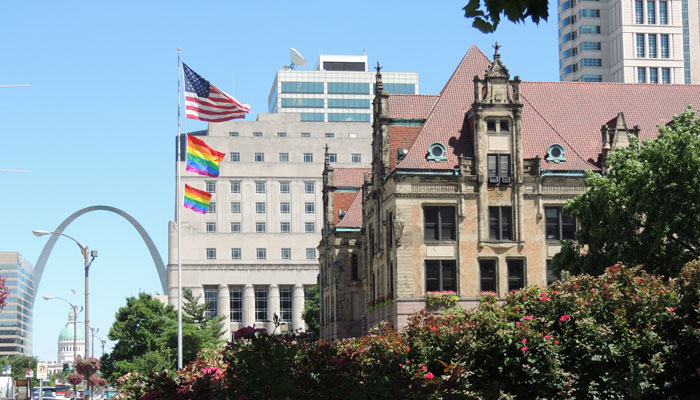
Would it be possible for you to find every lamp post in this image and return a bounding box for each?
[33,229,96,361]
[96,337,107,358]
[89,327,99,358]
[43,296,82,400]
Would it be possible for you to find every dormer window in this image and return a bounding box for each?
[427,143,447,162]
[546,144,566,163]
[486,118,510,133]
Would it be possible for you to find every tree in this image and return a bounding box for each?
[0,355,37,381]
[301,285,319,338]
[463,0,549,33]
[552,108,700,277]
[101,291,228,383]
[100,293,177,382]
[180,288,225,350]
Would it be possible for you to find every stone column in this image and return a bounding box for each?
[268,284,280,333]
[242,284,255,328]
[292,284,305,332]
[217,284,231,340]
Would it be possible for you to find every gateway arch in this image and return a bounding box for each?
[33,205,167,299]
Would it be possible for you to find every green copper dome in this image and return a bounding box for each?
[59,324,84,341]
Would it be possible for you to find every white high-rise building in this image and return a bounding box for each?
[167,113,372,338]
[268,54,419,122]
[558,0,700,83]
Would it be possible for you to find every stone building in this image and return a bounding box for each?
[318,45,700,340]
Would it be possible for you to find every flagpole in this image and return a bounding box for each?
[177,48,183,370]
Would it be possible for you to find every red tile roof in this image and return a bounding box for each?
[332,168,370,187]
[332,192,359,225]
[336,190,363,229]
[388,126,423,170]
[397,46,492,170]
[520,81,700,170]
[388,94,439,120]
[393,45,700,172]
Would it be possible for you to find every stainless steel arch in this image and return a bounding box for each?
[33,205,167,299]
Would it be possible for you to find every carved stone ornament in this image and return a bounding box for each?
[485,42,510,79]
[393,217,404,246]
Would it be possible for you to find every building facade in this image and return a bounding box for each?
[319,45,700,340]
[56,309,85,366]
[0,252,34,356]
[168,113,372,339]
[268,54,419,122]
[558,0,700,83]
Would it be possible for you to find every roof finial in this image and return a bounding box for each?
[493,42,501,58]
[375,62,384,94]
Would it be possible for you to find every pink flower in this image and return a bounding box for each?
[422,365,428,371]
[399,363,403,367]
[668,307,675,312]
[603,283,608,287]
[539,296,550,301]
[523,315,534,320]
[559,315,571,322]
[590,289,596,293]
[632,328,636,332]
[554,340,559,344]
[521,347,527,352]
[552,290,558,294]
[424,372,435,379]
[544,335,551,339]
[430,326,437,331]
[522,338,527,343]
[516,321,520,326]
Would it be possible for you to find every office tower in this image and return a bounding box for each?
[558,0,700,83]
[167,113,372,339]
[0,252,34,355]
[268,54,419,122]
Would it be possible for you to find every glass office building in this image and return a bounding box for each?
[0,252,34,355]
[268,54,419,122]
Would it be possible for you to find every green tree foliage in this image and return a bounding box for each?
[100,293,177,382]
[101,291,227,383]
[463,0,549,33]
[0,355,37,381]
[552,108,700,277]
[301,285,319,338]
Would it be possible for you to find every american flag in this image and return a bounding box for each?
[183,63,250,122]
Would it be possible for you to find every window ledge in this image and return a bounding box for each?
[423,241,457,245]
[479,241,519,249]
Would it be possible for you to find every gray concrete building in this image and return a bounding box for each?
[268,54,419,122]
[558,0,700,83]
[167,113,372,338]
[0,252,34,356]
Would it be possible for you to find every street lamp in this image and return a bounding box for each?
[33,229,96,360]
[89,327,99,358]
[43,296,82,400]
[95,336,107,358]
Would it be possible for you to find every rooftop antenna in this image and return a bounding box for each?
[287,48,307,70]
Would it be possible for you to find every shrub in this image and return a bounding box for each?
[138,261,700,399]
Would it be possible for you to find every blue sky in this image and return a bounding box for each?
[0,1,558,362]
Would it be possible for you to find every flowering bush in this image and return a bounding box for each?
[135,261,700,398]
[112,372,147,400]
[0,275,9,310]
[67,373,83,386]
[426,290,459,308]
[75,356,100,377]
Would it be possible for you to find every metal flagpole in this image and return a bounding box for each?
[177,48,183,370]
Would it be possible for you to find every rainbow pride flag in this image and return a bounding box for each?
[186,134,225,177]
[184,184,212,214]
